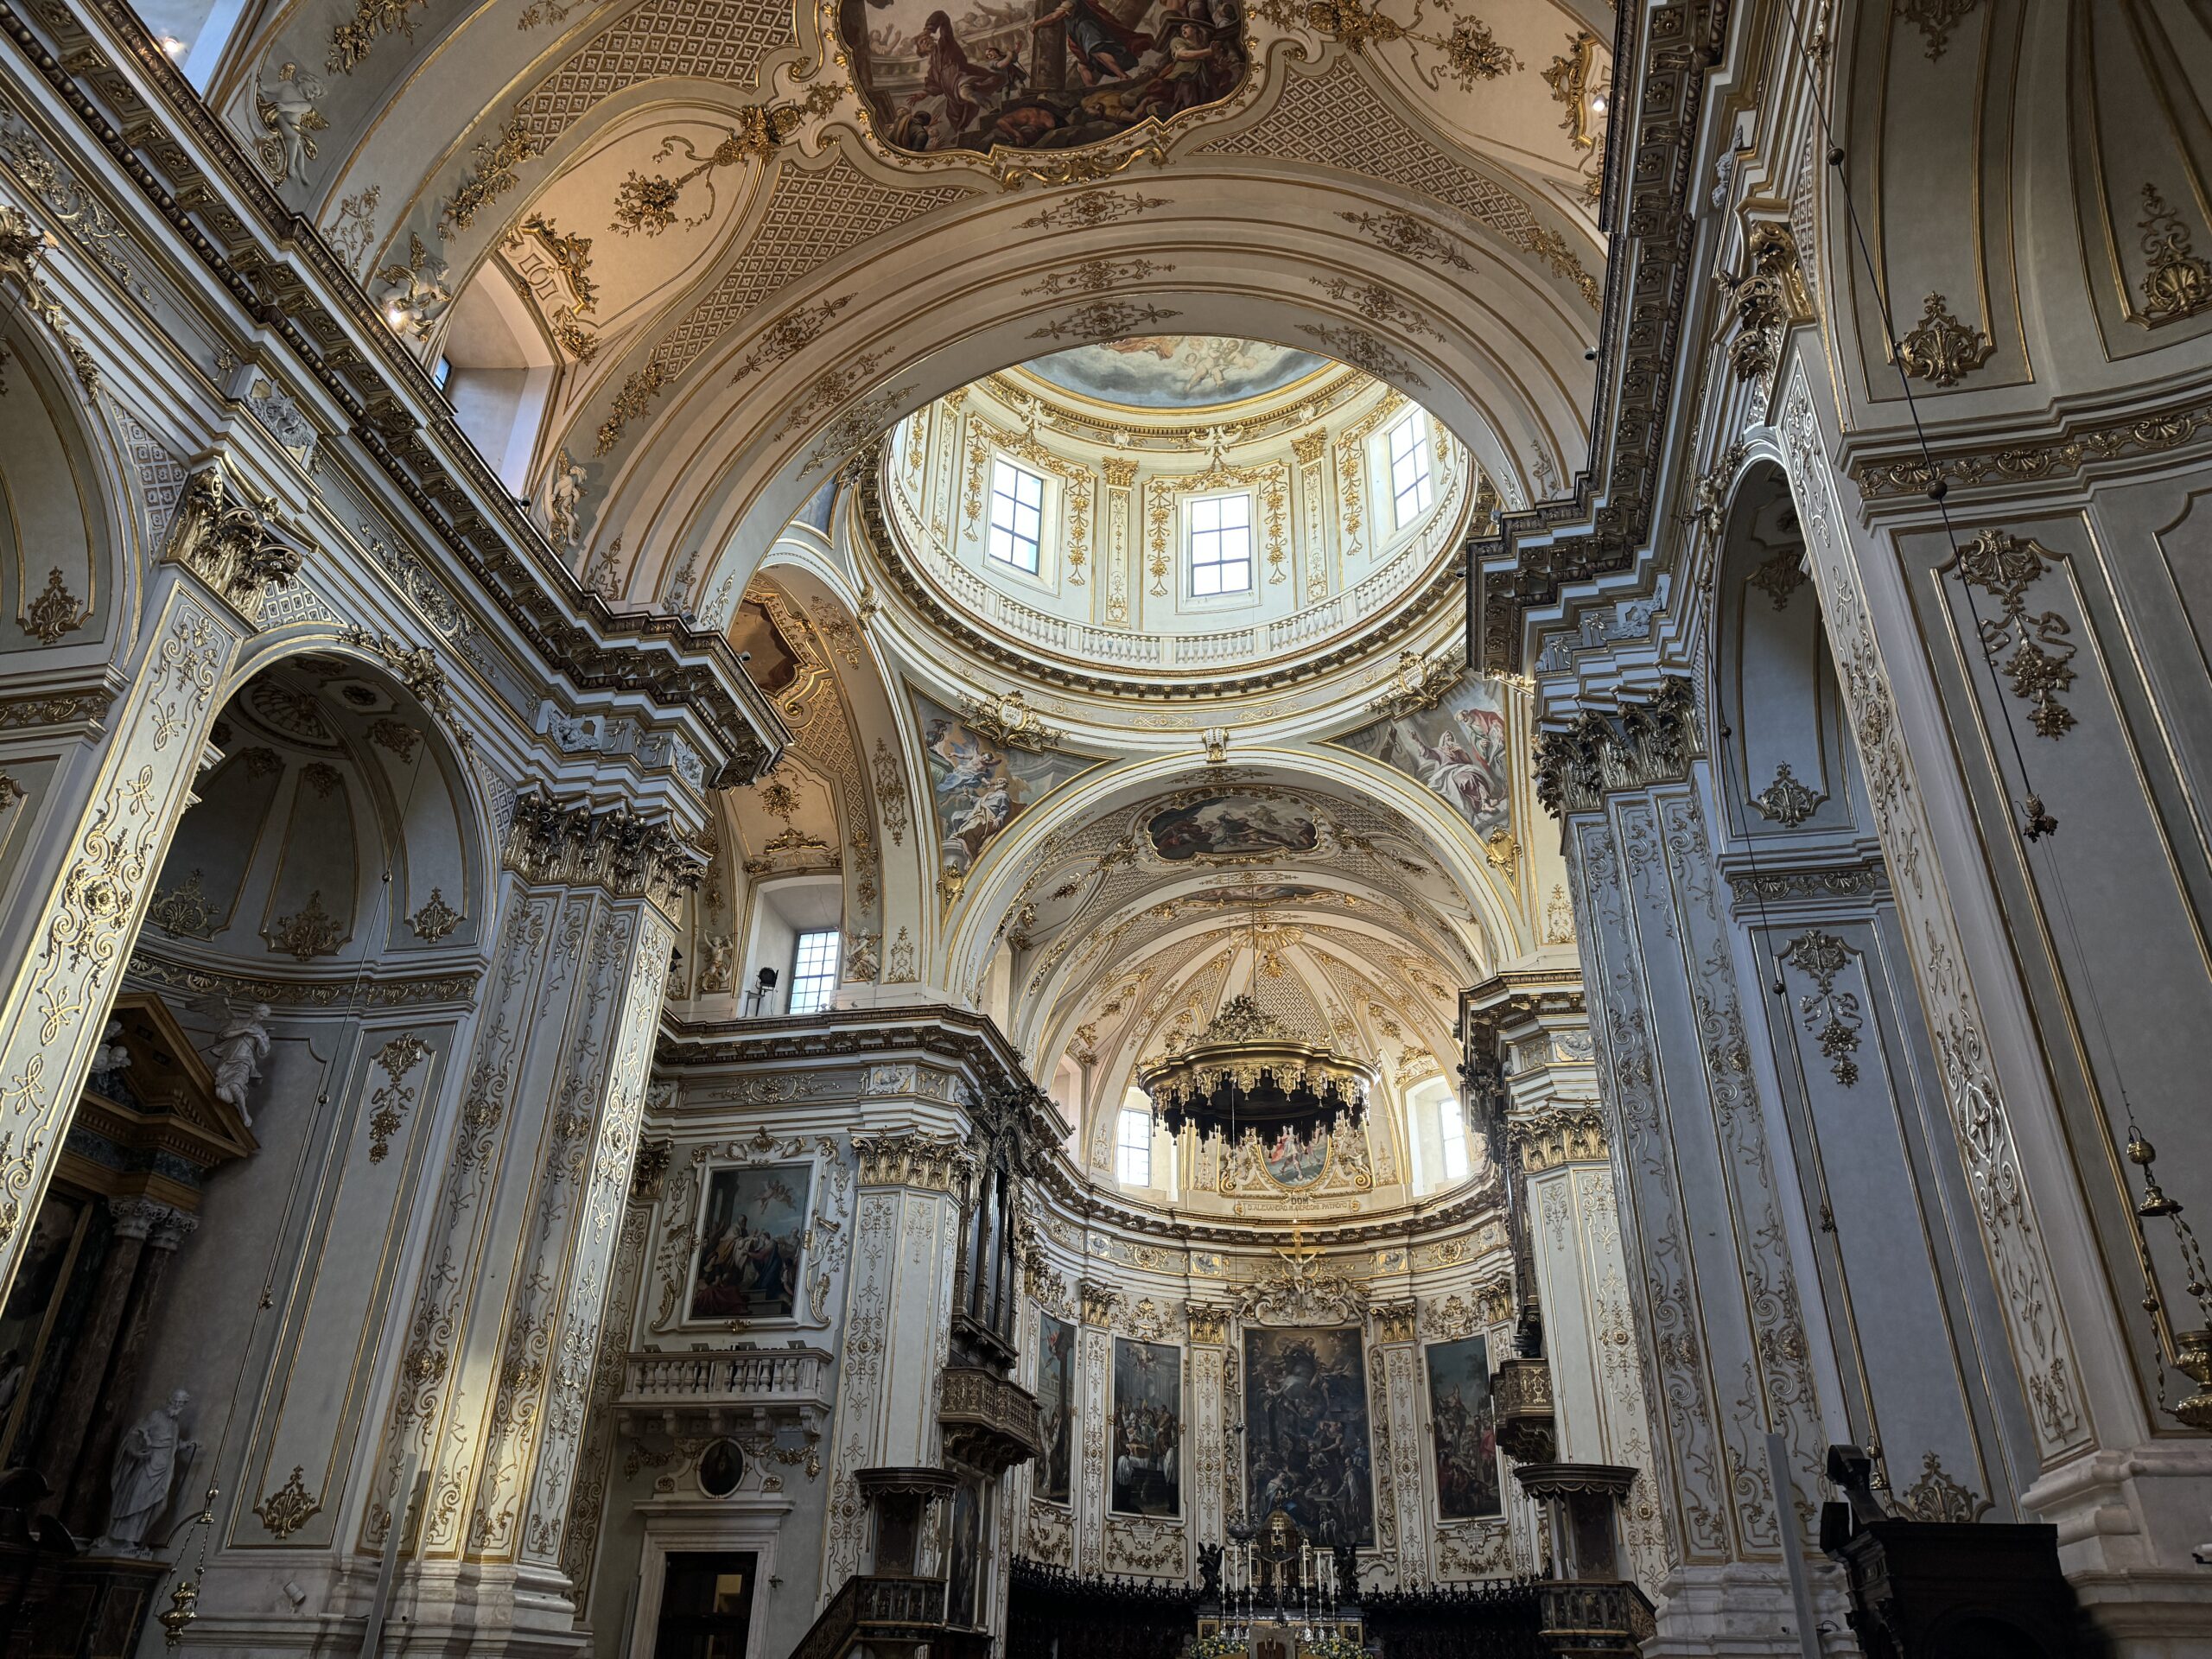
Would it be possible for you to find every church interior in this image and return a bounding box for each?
[0,0,2209,1655]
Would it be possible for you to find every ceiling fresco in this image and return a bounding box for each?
[836,0,1250,155]
[1019,336,1328,409]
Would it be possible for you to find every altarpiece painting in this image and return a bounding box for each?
[1242,1325,1376,1544]
[1036,1313,1076,1501]
[1424,1333,1502,1519]
[1110,1334,1182,1516]
[687,1163,812,1321]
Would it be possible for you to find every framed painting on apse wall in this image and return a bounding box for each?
[1243,1326,1376,1545]
[1424,1334,1502,1520]
[1110,1335,1181,1516]
[1036,1313,1076,1502]
[687,1163,813,1322]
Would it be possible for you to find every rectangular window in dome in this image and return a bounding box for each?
[1117,1105,1153,1185]
[1388,410,1434,529]
[988,458,1044,574]
[788,928,841,1014]
[1188,493,1253,596]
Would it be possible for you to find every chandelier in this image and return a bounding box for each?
[1136,994,1375,1147]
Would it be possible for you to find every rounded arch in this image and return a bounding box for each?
[575,167,1596,610]
[0,312,140,666]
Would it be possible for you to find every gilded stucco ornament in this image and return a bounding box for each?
[1951,530,2076,739]
[254,1465,322,1540]
[1751,762,1823,826]
[22,568,83,645]
[1533,677,1701,817]
[1893,292,1993,387]
[1745,550,1808,611]
[1891,1451,1990,1522]
[0,200,99,393]
[2136,183,2212,324]
[1336,210,1473,270]
[503,791,707,906]
[1893,0,1983,62]
[161,465,302,616]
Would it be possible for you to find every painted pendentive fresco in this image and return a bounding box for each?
[1424,1334,1502,1519]
[1243,1326,1376,1544]
[916,694,1094,885]
[836,0,1249,156]
[1110,1335,1183,1516]
[687,1164,812,1321]
[1025,338,1325,409]
[1036,1313,1077,1501]
[1145,795,1319,861]
[1262,1127,1329,1187]
[1337,678,1511,838]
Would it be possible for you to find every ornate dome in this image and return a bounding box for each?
[865,336,1493,696]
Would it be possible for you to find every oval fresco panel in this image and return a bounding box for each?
[837,0,1250,156]
[1145,795,1319,861]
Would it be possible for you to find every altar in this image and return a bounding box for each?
[1195,1510,1363,1659]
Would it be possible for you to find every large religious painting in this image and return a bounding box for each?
[916,694,1094,885]
[687,1163,812,1321]
[1336,678,1511,839]
[1025,339,1325,409]
[1145,795,1319,861]
[1110,1335,1182,1516]
[1243,1326,1376,1545]
[1035,1313,1077,1501]
[1425,1334,1502,1519]
[836,0,1249,157]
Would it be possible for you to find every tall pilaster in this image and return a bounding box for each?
[0,483,278,1285]
[355,792,698,1637]
[817,1128,974,1597]
[1536,682,1842,1656]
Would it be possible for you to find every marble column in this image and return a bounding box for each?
[40,1198,161,1516]
[64,1204,197,1535]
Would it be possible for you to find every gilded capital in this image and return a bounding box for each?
[163,462,302,617]
[503,790,707,908]
[1184,1301,1233,1345]
[852,1130,975,1198]
[1370,1300,1418,1344]
[1510,1106,1610,1173]
[1078,1277,1121,1327]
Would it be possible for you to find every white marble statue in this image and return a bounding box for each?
[95,1389,194,1556]
[210,1001,272,1125]
[88,1018,132,1090]
[545,450,588,550]
[254,60,327,186]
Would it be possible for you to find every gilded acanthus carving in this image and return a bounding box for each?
[1509,1107,1609,1173]
[1893,292,1993,387]
[1891,1451,1990,1522]
[1751,762,1823,826]
[503,791,707,906]
[1184,1302,1233,1345]
[1778,931,1863,1088]
[0,200,99,393]
[2137,182,2212,323]
[850,1131,973,1197]
[1952,531,2076,739]
[1365,648,1462,720]
[1717,222,1813,385]
[162,464,302,612]
[1370,1300,1417,1344]
[1077,1277,1122,1327]
[253,1465,322,1540]
[1532,677,1701,816]
[1235,1242,1366,1325]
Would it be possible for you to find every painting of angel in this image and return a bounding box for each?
[838,0,1249,157]
[1111,1336,1181,1516]
[1336,677,1512,838]
[916,694,1093,884]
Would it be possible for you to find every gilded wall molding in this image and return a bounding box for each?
[1509,1107,1609,1173]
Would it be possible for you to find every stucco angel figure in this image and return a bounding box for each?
[95,1389,195,1555]
[88,1018,132,1092]
[544,450,587,550]
[209,1001,272,1125]
[375,235,453,341]
[254,60,327,185]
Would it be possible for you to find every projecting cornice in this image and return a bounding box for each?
[1467,0,1732,675]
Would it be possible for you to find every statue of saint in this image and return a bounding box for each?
[210,1002,272,1124]
[96,1389,195,1555]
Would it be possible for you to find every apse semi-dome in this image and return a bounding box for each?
[866,335,1493,692]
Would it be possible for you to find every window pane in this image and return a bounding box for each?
[1439,1096,1469,1181]
[988,458,1044,574]
[1117,1107,1152,1185]
[788,929,841,1014]
[1387,412,1433,530]
[1188,495,1254,595]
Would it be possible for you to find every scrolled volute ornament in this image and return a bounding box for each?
[162,463,301,613]
[503,789,708,906]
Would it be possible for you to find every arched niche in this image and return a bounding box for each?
[1711,460,1862,842]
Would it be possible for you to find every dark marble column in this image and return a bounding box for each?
[64,1206,196,1537]
[39,1198,161,1525]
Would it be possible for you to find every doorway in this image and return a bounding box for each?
[654,1551,759,1659]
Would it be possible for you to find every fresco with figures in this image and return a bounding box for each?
[1424,1334,1502,1519]
[1146,794,1319,861]
[1025,338,1325,408]
[1036,1313,1077,1501]
[1243,1326,1375,1544]
[1337,677,1511,838]
[916,693,1095,885]
[687,1164,812,1321]
[837,0,1249,156]
[1111,1335,1183,1516]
